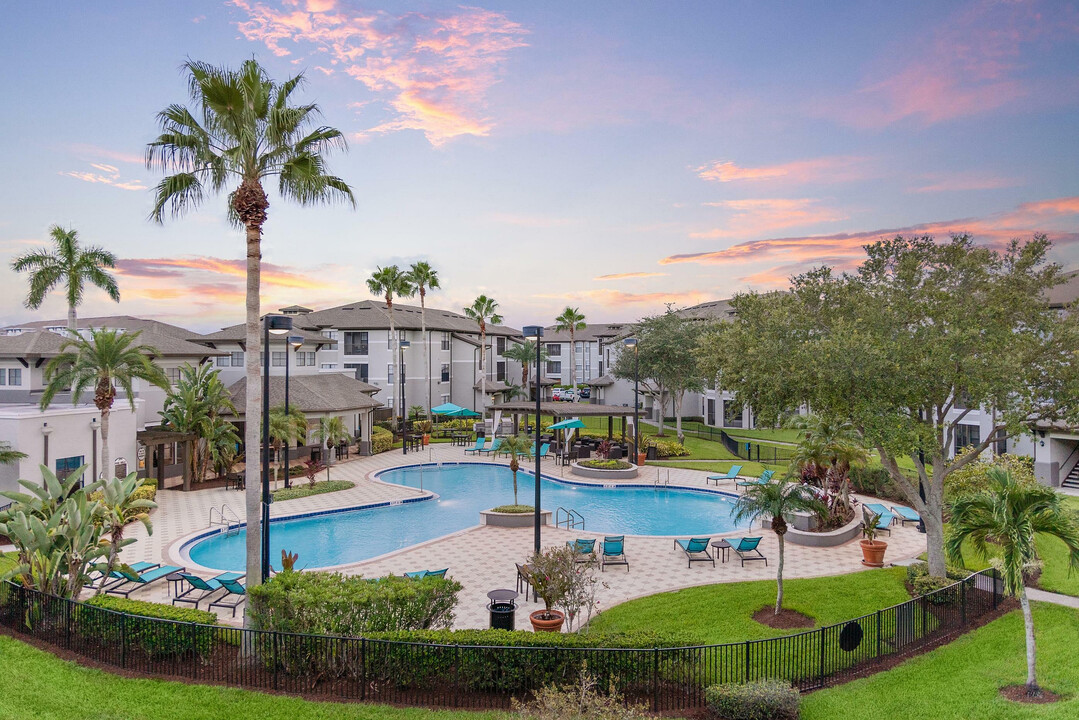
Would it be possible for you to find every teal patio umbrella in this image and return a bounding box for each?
[446,407,481,418]
[547,418,586,455]
[431,402,466,415]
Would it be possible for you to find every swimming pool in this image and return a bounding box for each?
[184,462,748,572]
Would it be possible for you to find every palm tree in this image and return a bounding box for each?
[93,473,156,596]
[502,339,550,399]
[463,296,503,414]
[10,225,120,332]
[40,328,168,481]
[732,480,825,614]
[946,467,1079,697]
[498,434,534,506]
[0,442,27,466]
[367,265,415,427]
[147,59,354,587]
[160,363,237,489]
[266,405,308,488]
[406,262,440,419]
[554,307,587,402]
[786,414,867,519]
[314,416,349,482]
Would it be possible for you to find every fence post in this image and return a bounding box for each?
[65,597,72,649]
[743,640,750,682]
[360,638,366,701]
[818,626,826,688]
[453,645,460,708]
[272,631,279,691]
[120,612,127,669]
[961,579,967,625]
[875,609,881,658]
[921,596,927,640]
[190,622,198,679]
[652,647,659,712]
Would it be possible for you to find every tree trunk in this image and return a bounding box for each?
[674,389,685,445]
[389,302,398,427]
[67,303,77,334]
[243,221,263,594]
[570,330,578,403]
[421,295,431,419]
[776,532,785,614]
[99,407,111,481]
[924,512,947,577]
[1019,586,1040,695]
[479,327,487,414]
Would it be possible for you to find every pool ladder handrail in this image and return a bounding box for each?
[209,503,241,537]
[655,468,670,487]
[555,506,585,531]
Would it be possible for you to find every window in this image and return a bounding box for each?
[953,391,973,410]
[441,393,450,405]
[0,369,5,386]
[216,355,230,367]
[441,332,451,351]
[547,343,561,356]
[294,351,316,367]
[319,363,338,370]
[496,361,506,382]
[575,341,584,353]
[440,363,450,383]
[322,329,338,340]
[166,367,182,385]
[707,398,716,426]
[723,400,743,428]
[306,351,315,366]
[0,368,15,385]
[55,456,84,481]
[955,423,980,453]
[994,430,1007,456]
[546,361,561,374]
[496,336,506,355]
[345,363,368,382]
[162,443,176,465]
[388,364,405,384]
[231,351,244,367]
[388,330,407,348]
[271,351,286,367]
[344,331,368,355]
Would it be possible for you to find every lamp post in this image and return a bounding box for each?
[262,314,292,582]
[283,334,304,489]
[623,338,639,463]
[399,339,411,454]
[523,326,544,553]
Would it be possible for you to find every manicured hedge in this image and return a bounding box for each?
[648,439,690,458]
[79,596,217,658]
[272,480,354,502]
[704,680,800,720]
[371,426,394,454]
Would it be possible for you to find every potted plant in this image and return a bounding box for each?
[860,512,888,567]
[526,545,575,632]
[418,420,433,445]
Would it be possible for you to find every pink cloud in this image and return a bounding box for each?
[692,198,848,239]
[909,172,1023,194]
[115,256,330,291]
[696,156,870,184]
[66,143,143,165]
[541,288,713,307]
[230,0,528,146]
[59,165,146,191]
[593,272,669,281]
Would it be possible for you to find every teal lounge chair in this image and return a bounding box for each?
[864,509,894,536]
[567,538,596,562]
[173,572,244,609]
[674,537,714,568]
[405,568,450,579]
[537,443,550,459]
[706,465,742,486]
[891,505,922,527]
[735,469,774,491]
[601,535,629,572]
[91,561,160,590]
[731,537,767,567]
[106,564,183,598]
[864,503,894,524]
[208,576,247,617]
[477,438,502,455]
[464,438,486,454]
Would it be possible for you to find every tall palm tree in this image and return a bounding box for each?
[732,480,825,614]
[40,328,168,481]
[266,405,308,488]
[554,307,587,402]
[502,339,550,399]
[406,262,440,419]
[367,266,415,426]
[464,295,503,414]
[0,442,27,466]
[10,225,120,331]
[946,468,1079,697]
[314,416,349,482]
[147,59,354,586]
[498,434,534,506]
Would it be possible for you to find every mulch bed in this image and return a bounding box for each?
[753,607,815,629]
[1000,685,1062,703]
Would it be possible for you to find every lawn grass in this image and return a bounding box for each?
[0,633,504,720]
[1035,495,1079,597]
[272,480,355,502]
[724,427,802,444]
[588,568,911,644]
[802,604,1079,719]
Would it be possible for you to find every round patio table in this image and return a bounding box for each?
[711,539,732,564]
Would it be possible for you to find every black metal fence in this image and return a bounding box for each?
[0,569,1002,712]
[718,430,798,465]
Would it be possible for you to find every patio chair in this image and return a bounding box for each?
[88,561,160,590]
[734,469,774,491]
[477,438,503,456]
[208,576,247,617]
[516,562,537,602]
[890,505,922,527]
[674,537,715,568]
[731,537,768,567]
[706,465,743,486]
[601,535,629,572]
[864,508,894,536]
[567,538,597,562]
[173,572,244,609]
[106,564,184,598]
[463,438,486,455]
[537,443,550,459]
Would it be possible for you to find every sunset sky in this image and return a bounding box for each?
[2,0,1078,331]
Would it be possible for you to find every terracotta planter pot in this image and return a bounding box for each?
[422,434,430,446]
[529,609,565,632]
[637,453,648,466]
[860,539,888,567]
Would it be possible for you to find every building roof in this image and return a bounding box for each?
[676,298,737,321]
[296,300,522,336]
[586,374,616,387]
[475,379,512,393]
[0,329,225,359]
[279,305,313,314]
[6,315,203,341]
[1048,270,1079,309]
[198,322,335,347]
[225,374,383,416]
[539,323,630,343]
[491,401,636,417]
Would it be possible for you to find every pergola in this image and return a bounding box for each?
[488,402,636,442]
[136,428,198,491]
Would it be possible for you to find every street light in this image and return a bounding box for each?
[623,338,639,464]
[262,314,292,582]
[283,334,304,489]
[523,325,544,553]
[399,339,411,454]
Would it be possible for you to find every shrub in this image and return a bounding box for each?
[580,459,633,470]
[848,466,907,504]
[371,426,394,454]
[906,561,972,603]
[704,680,800,720]
[945,452,1036,506]
[514,672,654,720]
[647,439,690,458]
[272,480,354,502]
[492,504,534,513]
[80,596,217,658]
[89,483,156,505]
[663,416,705,424]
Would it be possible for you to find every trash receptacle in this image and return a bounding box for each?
[488,600,516,630]
[646,445,657,460]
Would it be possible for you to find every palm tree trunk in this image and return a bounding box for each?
[67,303,77,334]
[776,533,785,614]
[1019,586,1040,695]
[243,222,263,594]
[100,407,111,481]
[570,329,577,402]
[479,327,487,413]
[389,304,399,427]
[421,295,431,418]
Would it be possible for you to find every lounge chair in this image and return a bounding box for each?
[864,509,894,536]
[706,465,742,486]
[731,537,768,567]
[106,564,183,598]
[537,443,550,459]
[477,438,503,456]
[173,572,244,609]
[88,561,160,590]
[674,537,715,568]
[463,438,486,455]
[601,535,629,572]
[890,505,922,527]
[863,502,893,522]
[405,568,450,579]
[734,469,774,491]
[208,576,247,617]
[567,538,596,562]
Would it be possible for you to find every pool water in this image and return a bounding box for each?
[184,463,748,572]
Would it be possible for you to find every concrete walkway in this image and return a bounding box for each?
[1027,587,1079,608]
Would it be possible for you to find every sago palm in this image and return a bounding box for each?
[498,434,534,506]
[147,58,353,587]
[367,265,415,425]
[554,307,587,402]
[733,480,825,614]
[40,328,168,481]
[946,467,1079,697]
[464,295,503,413]
[407,262,440,418]
[314,416,349,482]
[266,405,308,488]
[10,225,120,331]
[503,339,549,398]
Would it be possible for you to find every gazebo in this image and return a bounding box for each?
[488,401,637,447]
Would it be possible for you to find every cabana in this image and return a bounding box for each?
[488,401,639,458]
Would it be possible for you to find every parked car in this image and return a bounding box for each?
[551,387,564,401]
[578,387,591,399]
[561,388,576,401]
